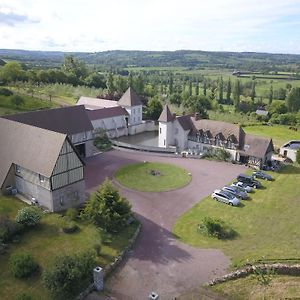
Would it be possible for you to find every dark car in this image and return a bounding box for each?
[252,170,273,181]
[237,174,262,189]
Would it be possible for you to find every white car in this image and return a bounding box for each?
[211,189,240,206]
[231,181,252,192]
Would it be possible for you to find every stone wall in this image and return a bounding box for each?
[208,263,300,286]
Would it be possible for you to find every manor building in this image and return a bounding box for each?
[158,105,273,168]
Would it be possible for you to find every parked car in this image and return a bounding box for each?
[252,170,273,181]
[222,186,248,200]
[231,181,253,192]
[211,189,240,206]
[237,174,262,189]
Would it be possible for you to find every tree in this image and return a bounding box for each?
[286,87,300,112]
[251,81,256,102]
[127,72,134,88]
[188,80,193,97]
[203,80,207,96]
[145,97,163,120]
[168,74,174,94]
[218,76,223,103]
[0,62,24,83]
[226,78,231,104]
[169,93,182,106]
[233,80,241,111]
[106,72,115,93]
[195,80,199,96]
[85,72,106,88]
[11,95,25,108]
[269,85,273,105]
[61,55,87,81]
[10,253,38,278]
[81,179,132,232]
[135,74,145,95]
[114,75,127,93]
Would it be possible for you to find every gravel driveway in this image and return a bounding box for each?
[85,150,246,299]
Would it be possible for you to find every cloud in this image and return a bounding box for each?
[0,11,39,26]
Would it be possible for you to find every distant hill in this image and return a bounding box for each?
[1,49,300,72]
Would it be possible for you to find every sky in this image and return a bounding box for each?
[1,0,300,54]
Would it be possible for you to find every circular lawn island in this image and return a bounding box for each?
[114,162,191,192]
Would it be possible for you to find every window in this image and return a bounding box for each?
[164,139,166,146]
[60,196,64,206]
[159,127,162,134]
[16,165,21,173]
[39,174,45,183]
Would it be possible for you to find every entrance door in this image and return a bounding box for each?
[75,143,86,158]
[283,150,287,158]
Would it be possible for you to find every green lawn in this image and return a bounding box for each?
[114,162,191,192]
[243,125,300,148]
[0,196,138,299]
[173,165,300,268]
[212,275,300,300]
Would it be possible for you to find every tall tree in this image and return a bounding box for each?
[135,74,145,95]
[127,72,134,88]
[286,87,300,112]
[168,74,174,95]
[251,81,256,103]
[0,62,24,83]
[269,85,273,105]
[62,55,87,81]
[106,73,115,93]
[188,80,193,97]
[218,76,224,103]
[203,80,207,96]
[145,97,163,120]
[195,80,199,96]
[233,80,241,111]
[226,78,231,104]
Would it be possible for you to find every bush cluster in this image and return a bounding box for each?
[15,207,42,227]
[0,216,22,243]
[10,253,39,278]
[43,251,95,297]
[198,217,237,240]
[0,87,13,96]
[202,148,231,161]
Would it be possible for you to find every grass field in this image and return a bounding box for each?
[243,125,300,148]
[173,165,300,268]
[114,162,191,192]
[0,196,138,299]
[0,94,57,116]
[212,275,300,300]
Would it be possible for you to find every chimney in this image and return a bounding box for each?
[194,112,200,121]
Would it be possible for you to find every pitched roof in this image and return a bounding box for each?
[190,118,244,142]
[176,114,194,130]
[240,134,273,158]
[158,104,175,122]
[0,118,66,188]
[77,96,118,109]
[87,106,128,121]
[118,87,142,107]
[4,105,93,135]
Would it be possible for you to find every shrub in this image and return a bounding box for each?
[16,207,42,227]
[93,242,102,256]
[43,251,95,297]
[202,148,231,162]
[198,217,237,240]
[0,87,13,96]
[15,293,33,300]
[296,150,300,164]
[10,94,25,108]
[0,216,22,242]
[10,253,39,278]
[62,220,79,234]
[65,208,78,221]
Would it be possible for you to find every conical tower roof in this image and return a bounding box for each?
[118,87,142,107]
[158,104,175,122]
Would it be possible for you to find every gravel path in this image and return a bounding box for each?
[85,150,246,299]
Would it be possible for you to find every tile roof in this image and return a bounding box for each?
[77,96,118,109]
[0,118,66,188]
[240,134,273,159]
[87,106,128,121]
[118,87,142,107]
[4,105,93,135]
[158,105,175,122]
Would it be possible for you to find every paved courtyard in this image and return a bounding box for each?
[85,150,246,299]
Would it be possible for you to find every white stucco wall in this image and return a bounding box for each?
[124,105,143,125]
[92,115,127,132]
[159,121,174,148]
[280,147,297,162]
[128,120,156,135]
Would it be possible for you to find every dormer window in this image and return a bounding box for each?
[16,165,21,173]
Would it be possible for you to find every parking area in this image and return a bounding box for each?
[85,150,246,299]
